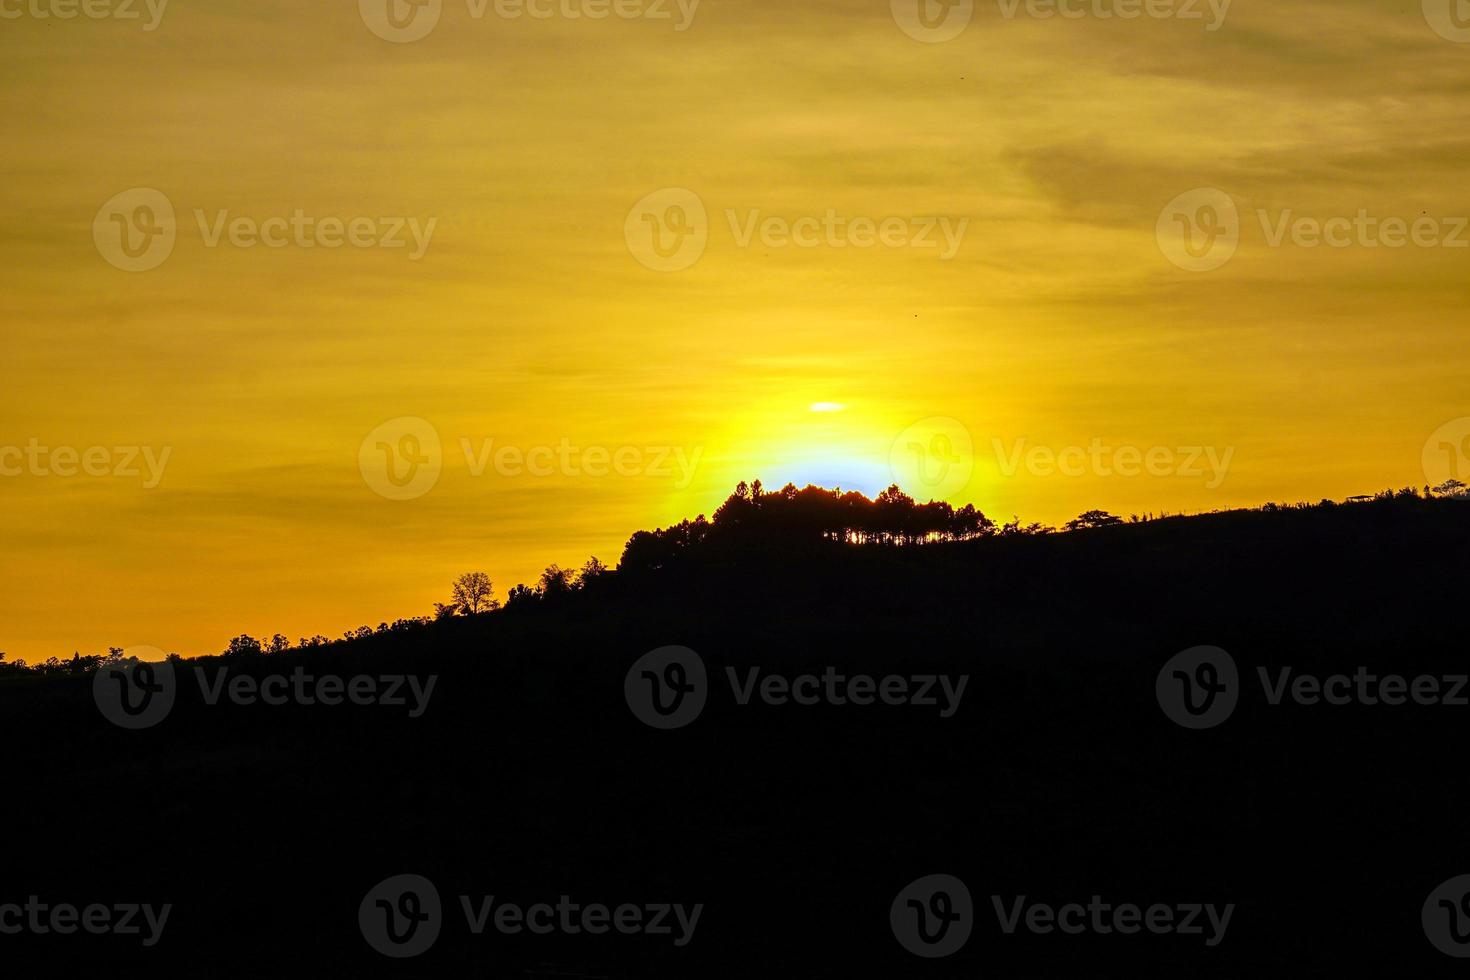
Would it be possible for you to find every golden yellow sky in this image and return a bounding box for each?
[2,0,1468,659]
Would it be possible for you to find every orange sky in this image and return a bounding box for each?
[2,0,1468,659]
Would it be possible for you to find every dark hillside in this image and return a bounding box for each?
[4,492,1469,977]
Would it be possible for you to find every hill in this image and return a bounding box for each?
[3,487,1469,977]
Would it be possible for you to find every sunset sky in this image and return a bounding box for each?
[2,0,1467,659]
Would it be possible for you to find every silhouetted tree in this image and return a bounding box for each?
[999,516,1053,537]
[452,571,498,614]
[1065,509,1124,531]
[576,557,609,587]
[224,634,263,658]
[1432,479,1467,499]
[538,564,574,597]
[505,583,537,608]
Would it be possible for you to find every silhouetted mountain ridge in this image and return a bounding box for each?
[3,484,1468,977]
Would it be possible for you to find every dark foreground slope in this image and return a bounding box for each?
[5,497,1470,977]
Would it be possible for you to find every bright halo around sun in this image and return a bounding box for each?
[685,399,903,501]
[671,397,985,521]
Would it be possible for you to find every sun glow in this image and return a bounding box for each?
[674,399,914,505]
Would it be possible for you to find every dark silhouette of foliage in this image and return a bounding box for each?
[224,634,263,658]
[451,571,498,614]
[1431,478,1468,499]
[504,583,538,608]
[620,482,1003,572]
[1,482,1457,672]
[576,556,609,585]
[538,564,574,598]
[1065,509,1124,531]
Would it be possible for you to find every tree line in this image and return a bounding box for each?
[3,480,1463,674]
[619,480,1098,572]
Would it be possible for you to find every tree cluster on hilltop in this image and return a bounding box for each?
[619,480,1035,572]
